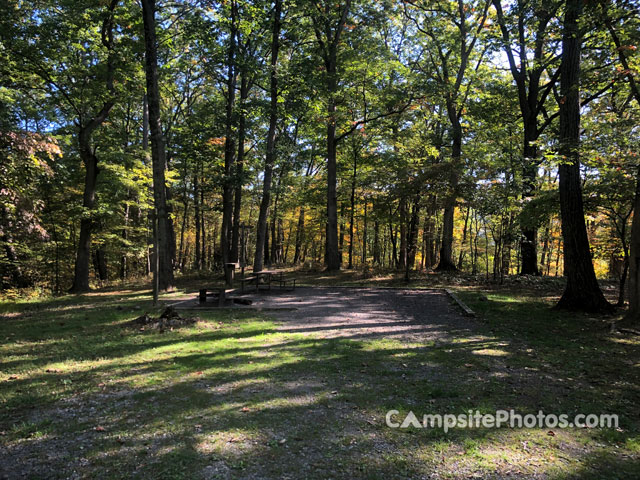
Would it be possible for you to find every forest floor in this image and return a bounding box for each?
[1,270,639,479]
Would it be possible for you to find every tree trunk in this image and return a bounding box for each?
[556,0,609,312]
[457,204,470,269]
[142,0,174,291]
[70,145,99,292]
[520,126,541,275]
[399,196,407,270]
[362,197,368,264]
[178,197,188,272]
[69,0,117,292]
[231,73,249,263]
[627,166,640,320]
[436,110,461,271]
[373,217,380,265]
[0,205,29,287]
[193,163,201,270]
[294,207,305,265]
[348,150,357,269]
[325,52,340,270]
[221,0,238,281]
[254,0,281,272]
[94,246,108,281]
[626,167,640,324]
[200,162,206,269]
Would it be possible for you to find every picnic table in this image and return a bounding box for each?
[240,270,296,293]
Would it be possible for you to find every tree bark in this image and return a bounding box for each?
[311,1,351,271]
[325,51,340,270]
[348,149,357,269]
[254,0,281,272]
[556,0,610,312]
[436,114,461,271]
[231,72,249,263]
[221,0,238,282]
[142,0,174,291]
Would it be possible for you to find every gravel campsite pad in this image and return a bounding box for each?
[250,287,473,341]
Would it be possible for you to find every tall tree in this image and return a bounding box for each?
[405,0,491,271]
[556,0,610,311]
[70,1,119,292]
[309,0,352,271]
[492,0,562,275]
[599,0,640,319]
[221,0,238,280]
[254,0,283,272]
[141,0,174,291]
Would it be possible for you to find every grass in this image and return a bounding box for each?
[1,275,639,479]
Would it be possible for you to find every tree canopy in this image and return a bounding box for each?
[1,0,639,314]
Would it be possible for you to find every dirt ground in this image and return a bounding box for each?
[172,286,475,342]
[256,287,472,341]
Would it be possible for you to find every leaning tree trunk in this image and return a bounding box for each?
[254,0,281,272]
[142,0,174,291]
[556,0,610,312]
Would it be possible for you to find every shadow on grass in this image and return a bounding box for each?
[1,286,639,479]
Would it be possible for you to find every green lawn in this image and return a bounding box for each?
[1,281,639,479]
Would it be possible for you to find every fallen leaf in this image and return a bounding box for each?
[547,430,555,436]
[95,426,106,432]
[241,407,251,412]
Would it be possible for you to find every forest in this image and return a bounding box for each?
[3,1,640,478]
[1,0,639,312]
